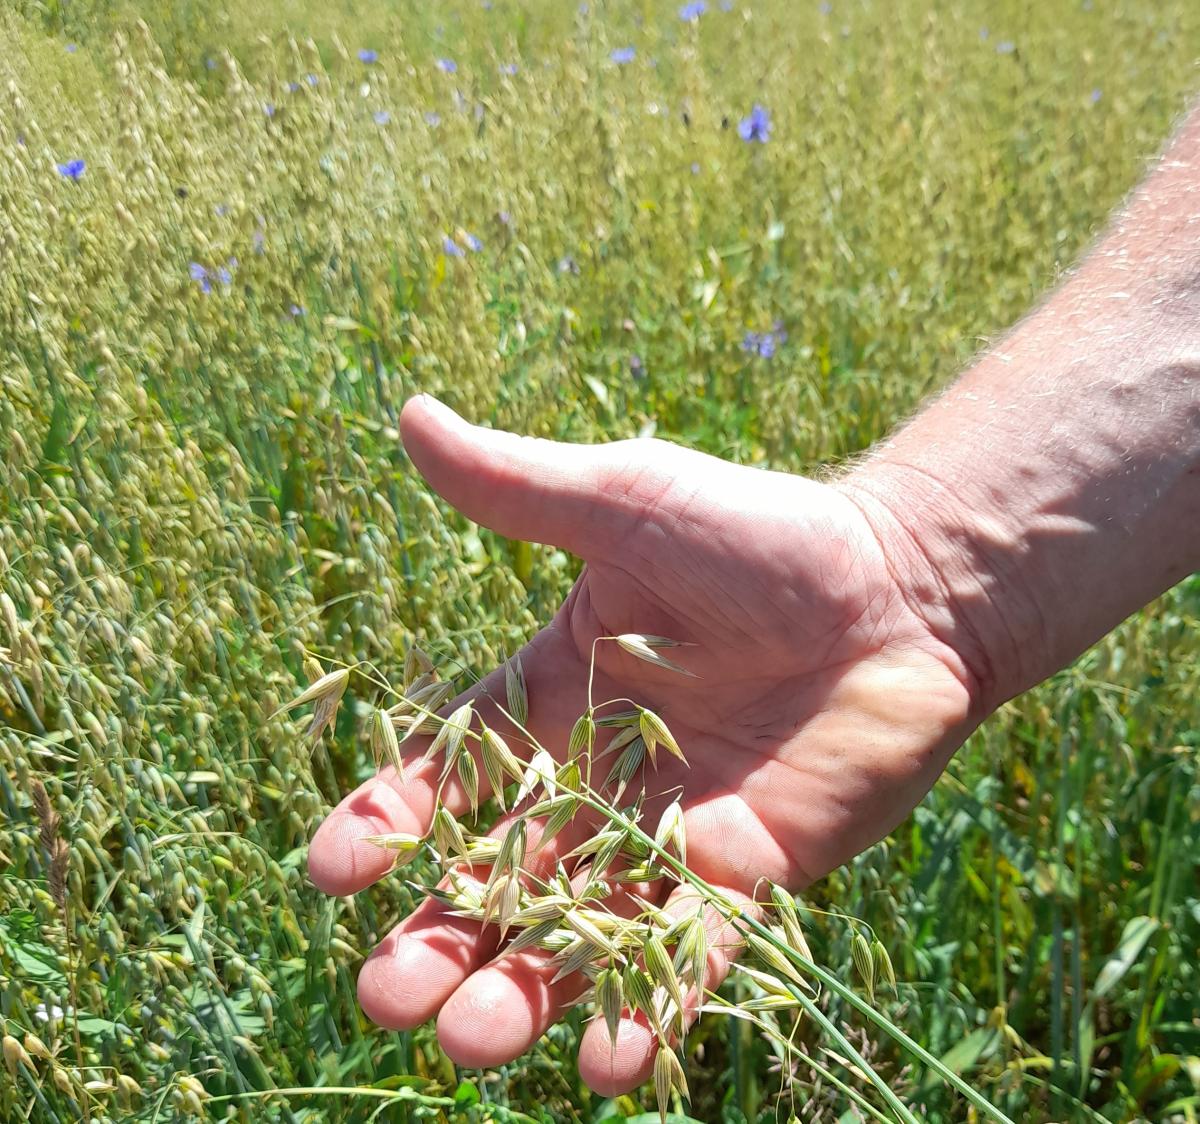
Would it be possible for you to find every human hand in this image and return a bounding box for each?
[307,395,983,1095]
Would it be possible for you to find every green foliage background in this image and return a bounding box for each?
[1,1,1198,1120]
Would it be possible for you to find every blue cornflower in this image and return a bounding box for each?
[741,326,787,358]
[737,103,771,143]
[720,0,734,9]
[306,73,319,86]
[611,46,636,64]
[189,262,211,294]
[373,110,391,125]
[289,303,305,317]
[436,57,458,73]
[679,1,706,20]
[358,48,378,64]
[66,43,78,53]
[205,57,217,70]
[263,102,276,117]
[56,158,86,180]
[500,62,519,75]
[1090,88,1102,104]
[443,235,465,257]
[287,81,300,93]
[464,232,483,252]
[216,266,233,286]
[424,111,442,126]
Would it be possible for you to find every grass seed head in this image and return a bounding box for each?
[851,931,875,1001]
[505,654,528,726]
[653,1044,689,1123]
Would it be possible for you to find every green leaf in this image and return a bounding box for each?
[453,1080,480,1107]
[1094,915,1158,1000]
[0,912,66,986]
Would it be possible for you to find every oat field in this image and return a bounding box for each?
[2,1,1199,1121]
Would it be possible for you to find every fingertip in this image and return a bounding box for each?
[357,937,430,1031]
[307,810,395,896]
[400,394,459,448]
[578,1015,657,1097]
[309,771,429,896]
[436,963,539,1068]
[357,930,460,1030]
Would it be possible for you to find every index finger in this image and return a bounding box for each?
[307,617,587,896]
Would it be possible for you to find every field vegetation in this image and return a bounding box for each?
[1,1,1198,1121]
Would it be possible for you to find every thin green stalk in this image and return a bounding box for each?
[558,778,1016,1124]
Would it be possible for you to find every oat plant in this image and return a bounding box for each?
[288,637,1013,1124]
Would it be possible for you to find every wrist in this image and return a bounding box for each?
[834,460,1043,716]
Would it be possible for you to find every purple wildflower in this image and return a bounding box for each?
[215,203,230,216]
[216,267,233,286]
[996,40,1015,54]
[679,1,707,20]
[205,57,217,70]
[737,103,771,143]
[373,110,391,125]
[1090,87,1102,103]
[253,228,265,252]
[189,262,211,294]
[306,73,319,86]
[818,0,832,13]
[289,303,305,317]
[611,46,636,64]
[464,232,483,252]
[287,81,300,93]
[56,159,86,180]
[500,62,519,75]
[263,102,276,117]
[424,111,442,127]
[741,326,787,358]
[66,43,78,53]
[443,235,465,257]
[436,57,458,74]
[358,48,379,64]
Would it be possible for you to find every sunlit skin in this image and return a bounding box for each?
[309,102,1200,1096]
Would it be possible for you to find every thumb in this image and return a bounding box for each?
[400,395,660,558]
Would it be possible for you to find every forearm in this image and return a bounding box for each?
[839,102,1200,713]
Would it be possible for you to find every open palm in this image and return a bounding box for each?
[308,395,981,1094]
